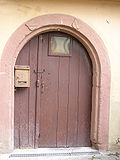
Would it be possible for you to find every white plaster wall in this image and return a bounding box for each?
[0,0,120,149]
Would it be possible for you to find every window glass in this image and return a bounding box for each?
[51,36,70,55]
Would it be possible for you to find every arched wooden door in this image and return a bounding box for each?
[14,32,92,148]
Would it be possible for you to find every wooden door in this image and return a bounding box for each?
[14,32,92,148]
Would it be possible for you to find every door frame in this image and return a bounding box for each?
[0,14,110,151]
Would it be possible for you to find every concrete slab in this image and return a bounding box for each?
[10,147,99,154]
[0,148,120,160]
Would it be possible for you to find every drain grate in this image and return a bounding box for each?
[9,151,100,158]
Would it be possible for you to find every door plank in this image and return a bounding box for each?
[14,88,21,148]
[67,38,80,147]
[38,34,59,147]
[56,57,69,147]
[14,43,29,148]
[77,46,92,146]
[35,35,43,147]
[28,37,38,147]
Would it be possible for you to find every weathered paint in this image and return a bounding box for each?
[0,0,119,151]
[14,32,92,148]
[0,14,110,152]
[0,73,10,152]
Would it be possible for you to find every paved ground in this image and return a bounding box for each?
[0,148,120,160]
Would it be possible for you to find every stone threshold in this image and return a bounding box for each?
[9,147,99,158]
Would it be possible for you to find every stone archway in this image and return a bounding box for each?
[0,14,110,151]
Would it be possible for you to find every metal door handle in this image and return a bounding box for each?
[34,69,45,74]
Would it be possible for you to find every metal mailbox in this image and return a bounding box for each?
[14,65,30,88]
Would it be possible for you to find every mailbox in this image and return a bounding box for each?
[14,65,30,88]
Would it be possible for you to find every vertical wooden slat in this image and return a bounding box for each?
[38,33,59,147]
[56,57,69,147]
[35,35,43,147]
[28,37,38,147]
[77,45,92,146]
[67,38,80,147]
[14,87,20,148]
[14,52,21,148]
[15,43,29,148]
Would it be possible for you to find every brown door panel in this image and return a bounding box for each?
[14,32,92,148]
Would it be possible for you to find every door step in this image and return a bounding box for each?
[9,147,100,158]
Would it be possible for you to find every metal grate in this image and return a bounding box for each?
[9,151,100,158]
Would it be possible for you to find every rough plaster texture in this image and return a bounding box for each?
[0,0,119,150]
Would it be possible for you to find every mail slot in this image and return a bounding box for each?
[14,65,30,88]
